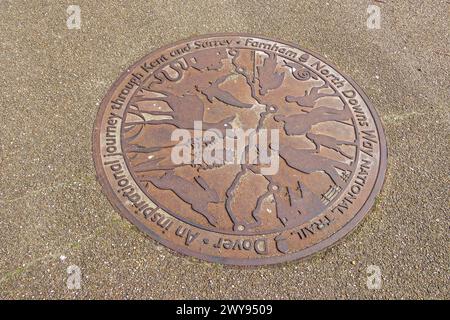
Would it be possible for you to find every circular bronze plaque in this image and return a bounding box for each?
[93,34,387,265]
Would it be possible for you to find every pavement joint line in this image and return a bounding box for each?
[0,178,96,205]
[0,224,108,286]
[0,182,124,285]
[0,178,105,281]
[382,110,450,124]
[381,111,427,123]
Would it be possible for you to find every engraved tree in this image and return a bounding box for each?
[122,47,358,232]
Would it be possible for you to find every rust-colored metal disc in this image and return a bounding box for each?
[93,33,387,265]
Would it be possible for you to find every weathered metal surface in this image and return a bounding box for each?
[92,34,387,265]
